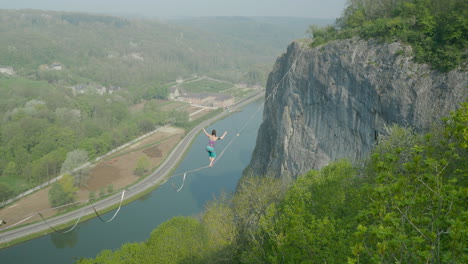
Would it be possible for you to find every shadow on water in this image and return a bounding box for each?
[138,192,152,202]
[50,230,78,249]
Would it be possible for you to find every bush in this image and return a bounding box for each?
[106,184,113,194]
[99,187,105,197]
[88,191,96,200]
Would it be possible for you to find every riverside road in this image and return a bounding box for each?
[0,91,264,245]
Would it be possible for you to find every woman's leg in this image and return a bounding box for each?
[209,149,217,167]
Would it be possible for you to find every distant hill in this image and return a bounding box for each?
[0,9,331,87]
[171,16,333,51]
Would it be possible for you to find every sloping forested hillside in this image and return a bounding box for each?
[0,9,304,87]
[172,16,332,51]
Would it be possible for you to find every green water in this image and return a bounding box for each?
[0,100,264,264]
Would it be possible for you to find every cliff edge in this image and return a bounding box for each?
[245,38,467,181]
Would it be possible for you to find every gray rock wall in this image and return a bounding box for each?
[245,38,467,181]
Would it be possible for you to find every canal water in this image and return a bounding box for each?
[0,100,264,264]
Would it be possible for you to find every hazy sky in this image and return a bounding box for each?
[0,0,347,19]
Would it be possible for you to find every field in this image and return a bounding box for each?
[178,78,234,93]
[0,126,185,228]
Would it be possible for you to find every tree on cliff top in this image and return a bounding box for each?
[309,0,467,71]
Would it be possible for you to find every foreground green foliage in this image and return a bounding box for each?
[242,160,362,263]
[309,0,467,71]
[77,103,467,263]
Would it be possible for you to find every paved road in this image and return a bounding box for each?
[0,90,264,245]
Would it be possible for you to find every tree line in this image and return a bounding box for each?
[0,9,279,87]
[76,102,466,263]
[309,0,467,71]
[0,76,187,205]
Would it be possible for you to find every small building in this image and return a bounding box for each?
[72,85,85,95]
[213,93,234,108]
[169,86,180,100]
[96,86,106,95]
[108,86,121,94]
[176,77,184,84]
[0,67,15,75]
[50,63,63,70]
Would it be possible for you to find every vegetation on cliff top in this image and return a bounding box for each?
[77,103,467,263]
[309,0,467,72]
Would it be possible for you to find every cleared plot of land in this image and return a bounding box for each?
[158,101,190,111]
[178,78,234,93]
[129,100,191,113]
[223,87,257,100]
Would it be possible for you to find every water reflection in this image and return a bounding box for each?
[50,230,78,248]
[137,192,152,202]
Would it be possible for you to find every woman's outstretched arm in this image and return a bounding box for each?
[202,128,210,137]
[219,131,227,140]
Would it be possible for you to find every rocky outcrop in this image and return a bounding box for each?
[245,38,467,181]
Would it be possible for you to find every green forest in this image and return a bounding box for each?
[0,10,314,87]
[0,10,314,204]
[309,0,467,71]
[76,103,467,263]
[0,75,186,203]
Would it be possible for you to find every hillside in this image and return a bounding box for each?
[0,10,313,87]
[171,16,333,51]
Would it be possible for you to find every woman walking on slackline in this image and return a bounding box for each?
[202,128,227,167]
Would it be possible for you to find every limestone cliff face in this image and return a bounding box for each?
[245,38,467,180]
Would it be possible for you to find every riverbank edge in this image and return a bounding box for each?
[0,90,265,249]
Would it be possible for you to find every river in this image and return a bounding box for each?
[0,100,264,264]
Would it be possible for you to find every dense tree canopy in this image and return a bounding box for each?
[309,0,467,71]
[0,76,182,202]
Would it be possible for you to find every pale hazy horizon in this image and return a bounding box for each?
[0,0,347,19]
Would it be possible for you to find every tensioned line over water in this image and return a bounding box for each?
[0,100,264,264]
